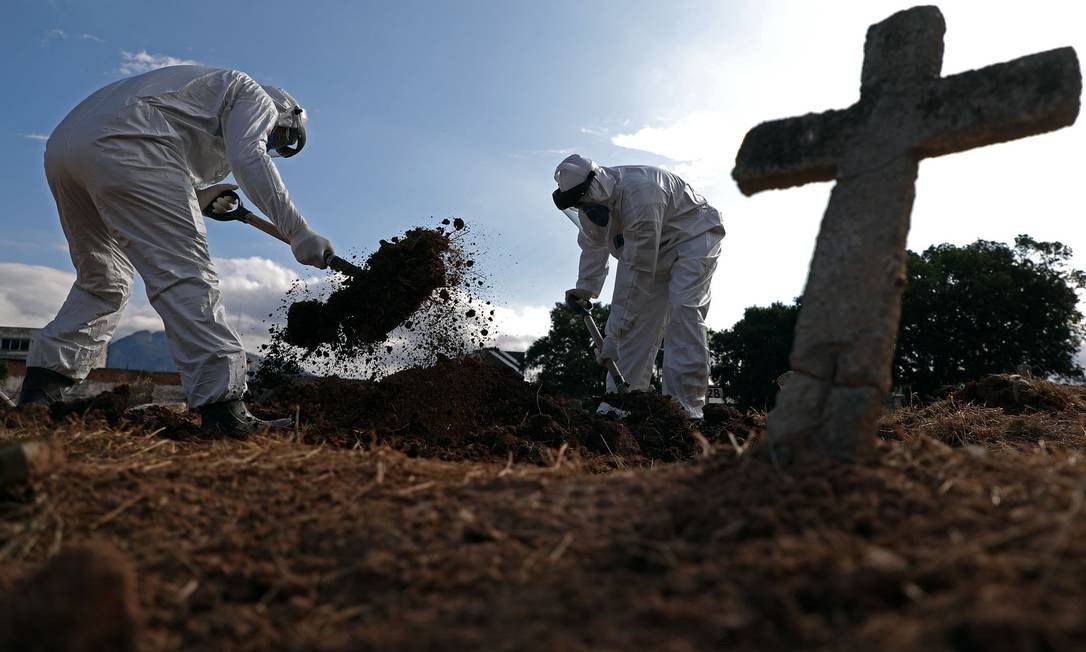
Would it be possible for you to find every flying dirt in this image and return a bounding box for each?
[258,218,494,380]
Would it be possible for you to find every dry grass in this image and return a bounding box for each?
[2,373,1086,650]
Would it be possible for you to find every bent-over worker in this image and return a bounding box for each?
[552,154,725,419]
[19,65,333,434]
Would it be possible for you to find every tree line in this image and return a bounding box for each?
[525,236,1086,407]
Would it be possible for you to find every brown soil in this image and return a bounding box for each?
[20,385,204,441]
[283,228,451,350]
[0,542,139,651]
[3,375,1086,650]
[948,373,1086,414]
[254,357,731,468]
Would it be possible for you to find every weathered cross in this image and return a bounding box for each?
[732,6,1080,461]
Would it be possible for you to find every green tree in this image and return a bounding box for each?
[895,235,1085,395]
[709,301,799,410]
[525,302,611,399]
[711,236,1086,407]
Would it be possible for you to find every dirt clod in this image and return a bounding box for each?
[259,219,494,383]
[0,542,139,652]
[283,228,451,350]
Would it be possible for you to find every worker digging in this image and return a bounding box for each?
[17,65,333,435]
[552,154,725,419]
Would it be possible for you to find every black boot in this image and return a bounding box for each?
[198,400,293,436]
[17,367,74,406]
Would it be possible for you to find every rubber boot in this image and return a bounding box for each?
[198,399,294,436]
[17,367,74,407]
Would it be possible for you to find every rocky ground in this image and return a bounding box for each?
[1,370,1085,651]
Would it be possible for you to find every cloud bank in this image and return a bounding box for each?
[0,260,550,356]
[0,258,316,354]
[119,50,200,75]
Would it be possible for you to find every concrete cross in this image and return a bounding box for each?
[732,5,1080,461]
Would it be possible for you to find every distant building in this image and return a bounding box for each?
[0,326,107,368]
[471,347,526,377]
[0,326,38,362]
[1,325,179,405]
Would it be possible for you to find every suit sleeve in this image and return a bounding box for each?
[575,223,610,298]
[607,200,664,339]
[221,75,309,241]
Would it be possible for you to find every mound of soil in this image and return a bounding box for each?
[255,357,727,465]
[3,386,203,440]
[949,374,1086,414]
[48,386,131,426]
[599,392,699,461]
[284,228,451,350]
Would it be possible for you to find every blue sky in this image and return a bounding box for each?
[3,0,1085,360]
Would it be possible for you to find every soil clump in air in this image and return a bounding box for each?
[259,219,493,381]
[283,228,451,350]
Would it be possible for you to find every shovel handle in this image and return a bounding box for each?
[567,299,630,393]
[203,189,358,274]
[202,189,291,244]
[243,213,291,245]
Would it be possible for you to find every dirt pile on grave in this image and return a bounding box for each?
[947,373,1086,414]
[881,373,1086,450]
[253,356,743,466]
[2,385,204,440]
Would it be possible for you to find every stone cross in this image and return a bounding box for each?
[732,6,1080,461]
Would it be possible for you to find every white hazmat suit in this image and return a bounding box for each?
[555,155,725,418]
[29,66,329,408]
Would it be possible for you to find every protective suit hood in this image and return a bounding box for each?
[553,154,616,205]
[260,86,306,128]
[260,85,307,158]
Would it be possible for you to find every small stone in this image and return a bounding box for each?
[0,440,65,490]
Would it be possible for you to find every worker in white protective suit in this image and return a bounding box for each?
[19,65,333,435]
[552,154,725,419]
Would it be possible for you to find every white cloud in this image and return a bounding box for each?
[41,29,67,46]
[0,263,76,328]
[20,133,49,142]
[610,110,733,194]
[583,0,1086,333]
[118,50,200,76]
[0,258,322,355]
[489,304,551,351]
[0,258,550,359]
[42,29,104,46]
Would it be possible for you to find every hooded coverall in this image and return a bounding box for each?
[29,66,317,407]
[558,156,725,418]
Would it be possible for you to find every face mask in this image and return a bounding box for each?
[552,170,597,210]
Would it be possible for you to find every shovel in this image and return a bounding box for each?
[200,188,362,276]
[565,296,630,394]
